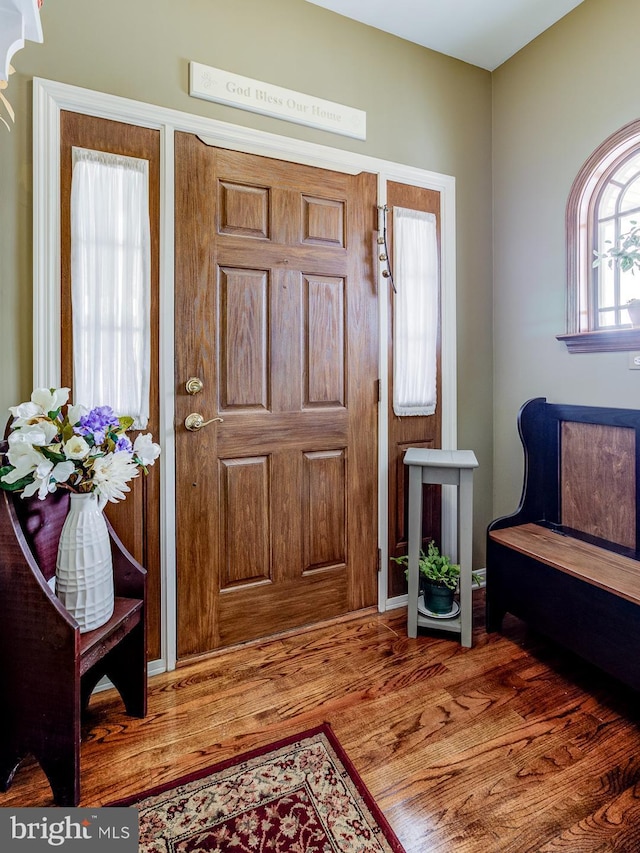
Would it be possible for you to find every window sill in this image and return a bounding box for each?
[557,328,640,353]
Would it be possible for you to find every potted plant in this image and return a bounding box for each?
[392,540,463,615]
[592,220,640,326]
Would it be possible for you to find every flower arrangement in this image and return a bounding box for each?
[0,387,160,504]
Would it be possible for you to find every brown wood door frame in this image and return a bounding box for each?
[33,79,458,667]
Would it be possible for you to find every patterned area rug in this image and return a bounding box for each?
[115,724,405,852]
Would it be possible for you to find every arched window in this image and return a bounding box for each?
[560,119,640,353]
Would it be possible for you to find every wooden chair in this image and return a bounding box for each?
[0,448,147,806]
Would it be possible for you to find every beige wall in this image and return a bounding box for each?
[0,0,493,564]
[492,0,640,517]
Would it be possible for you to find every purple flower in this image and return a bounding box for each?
[74,406,120,445]
[115,435,132,453]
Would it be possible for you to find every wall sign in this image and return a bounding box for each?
[189,62,366,140]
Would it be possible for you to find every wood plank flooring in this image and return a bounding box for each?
[3,591,640,852]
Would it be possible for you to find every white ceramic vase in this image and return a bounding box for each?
[55,492,114,633]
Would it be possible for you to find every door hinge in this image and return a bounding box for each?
[377,548,382,573]
[375,379,381,403]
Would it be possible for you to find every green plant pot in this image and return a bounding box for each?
[422,581,455,614]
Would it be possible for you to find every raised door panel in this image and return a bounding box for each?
[303,449,347,571]
[219,267,270,411]
[305,275,345,407]
[302,196,345,246]
[219,456,271,589]
[219,181,270,239]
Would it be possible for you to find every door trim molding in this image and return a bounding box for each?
[33,76,457,669]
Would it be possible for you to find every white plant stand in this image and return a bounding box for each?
[404,448,478,647]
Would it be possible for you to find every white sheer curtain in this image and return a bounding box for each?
[392,206,439,417]
[71,147,151,428]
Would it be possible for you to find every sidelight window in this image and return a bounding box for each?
[71,147,151,426]
[392,206,439,416]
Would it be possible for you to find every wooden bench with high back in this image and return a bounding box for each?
[486,397,640,692]
[0,442,147,806]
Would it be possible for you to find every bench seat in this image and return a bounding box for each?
[486,398,640,693]
[489,523,640,606]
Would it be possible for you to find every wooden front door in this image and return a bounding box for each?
[174,135,378,659]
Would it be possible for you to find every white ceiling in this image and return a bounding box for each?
[304,0,586,71]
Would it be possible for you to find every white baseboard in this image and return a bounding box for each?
[93,657,166,693]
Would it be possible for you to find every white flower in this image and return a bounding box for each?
[30,387,70,414]
[1,443,43,484]
[21,458,74,500]
[8,420,59,447]
[54,460,76,485]
[67,403,88,426]
[90,451,140,504]
[133,433,161,467]
[9,387,70,427]
[63,435,90,460]
[8,401,41,422]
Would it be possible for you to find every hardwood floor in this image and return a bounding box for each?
[3,591,640,852]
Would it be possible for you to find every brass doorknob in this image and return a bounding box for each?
[184,413,223,431]
[185,377,204,395]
